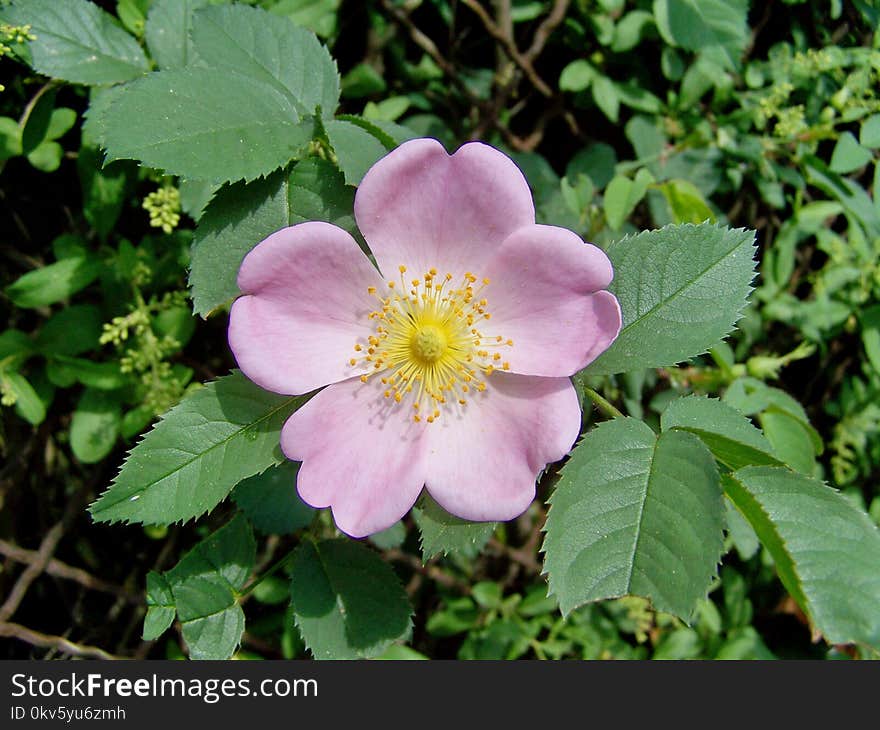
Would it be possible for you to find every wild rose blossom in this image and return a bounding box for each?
[228,138,622,537]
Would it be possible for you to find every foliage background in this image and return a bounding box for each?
[1,0,879,659]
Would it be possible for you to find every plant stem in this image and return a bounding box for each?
[239,550,295,598]
[583,387,625,420]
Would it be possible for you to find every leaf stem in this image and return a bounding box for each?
[583,387,625,420]
[239,550,294,598]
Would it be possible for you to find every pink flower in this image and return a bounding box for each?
[228,138,621,538]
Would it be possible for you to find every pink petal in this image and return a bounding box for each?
[281,377,428,538]
[482,225,622,377]
[354,138,535,280]
[423,373,581,522]
[228,222,385,395]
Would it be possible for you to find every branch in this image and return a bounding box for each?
[0,539,135,602]
[460,0,555,97]
[0,621,121,660]
[524,0,570,62]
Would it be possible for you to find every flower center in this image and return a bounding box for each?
[410,325,447,364]
[348,266,513,423]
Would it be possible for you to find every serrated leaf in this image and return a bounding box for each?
[189,170,289,316]
[145,0,212,69]
[724,466,880,649]
[231,461,314,535]
[70,388,122,463]
[412,493,495,561]
[325,118,389,185]
[191,4,339,118]
[101,68,312,184]
[189,159,358,316]
[290,539,412,659]
[164,514,256,659]
[584,223,757,376]
[6,255,102,308]
[2,0,149,85]
[181,606,245,660]
[143,571,175,641]
[89,371,304,525]
[660,394,782,470]
[543,418,725,619]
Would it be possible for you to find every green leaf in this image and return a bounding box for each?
[89,371,305,525]
[652,0,749,69]
[70,388,121,463]
[116,0,150,36]
[603,169,653,230]
[189,159,357,316]
[6,255,102,308]
[2,0,149,84]
[591,75,620,122]
[342,63,387,98]
[20,87,57,156]
[412,493,495,561]
[829,132,873,174]
[231,461,315,535]
[287,157,357,233]
[26,141,63,172]
[269,0,341,39]
[660,395,782,470]
[543,418,725,619]
[36,304,103,357]
[369,521,407,550]
[165,514,256,659]
[860,114,880,149]
[101,68,312,184]
[78,148,133,239]
[724,467,880,649]
[758,410,818,475]
[143,571,176,641]
[0,329,35,366]
[290,539,412,660]
[584,223,757,376]
[325,118,389,185]
[612,10,655,52]
[145,0,212,69]
[559,60,596,92]
[46,356,126,390]
[191,4,339,118]
[725,498,760,560]
[0,117,22,160]
[3,371,46,425]
[178,179,216,222]
[657,179,716,224]
[189,170,289,317]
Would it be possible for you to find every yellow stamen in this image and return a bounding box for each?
[346,266,514,422]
